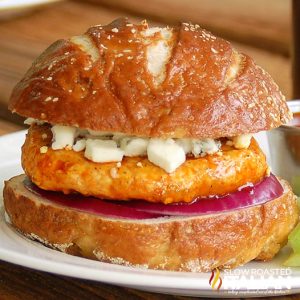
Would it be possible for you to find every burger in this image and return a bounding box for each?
[3,18,299,272]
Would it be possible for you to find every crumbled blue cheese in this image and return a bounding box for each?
[120,137,148,157]
[175,138,221,157]
[73,139,86,152]
[191,139,221,157]
[51,125,77,150]
[84,139,124,163]
[147,139,185,173]
[231,134,252,149]
[175,138,192,154]
[46,124,251,173]
[24,118,44,125]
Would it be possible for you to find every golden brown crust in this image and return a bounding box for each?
[22,124,268,203]
[3,175,298,272]
[9,18,291,139]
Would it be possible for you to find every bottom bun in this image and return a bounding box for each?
[3,175,299,272]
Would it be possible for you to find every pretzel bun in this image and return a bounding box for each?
[9,18,291,139]
[3,175,298,272]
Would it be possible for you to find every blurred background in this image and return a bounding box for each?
[0,0,292,134]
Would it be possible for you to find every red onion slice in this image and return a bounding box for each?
[24,174,283,219]
[24,179,161,220]
[125,174,283,216]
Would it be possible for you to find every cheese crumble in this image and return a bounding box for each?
[25,119,253,173]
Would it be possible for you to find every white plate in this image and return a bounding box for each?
[0,0,62,19]
[0,130,300,298]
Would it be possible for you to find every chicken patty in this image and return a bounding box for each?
[22,124,268,204]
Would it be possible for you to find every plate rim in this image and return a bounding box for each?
[0,0,62,11]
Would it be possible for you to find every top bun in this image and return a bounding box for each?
[9,18,291,139]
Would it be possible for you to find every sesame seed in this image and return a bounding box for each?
[123,49,131,52]
[92,90,97,95]
[127,56,133,60]
[211,48,218,54]
[68,89,72,93]
[116,162,121,168]
[45,96,52,102]
[64,52,70,55]
[112,28,118,33]
[107,35,111,40]
[126,24,133,27]
[100,44,107,49]
[115,53,123,57]
[42,133,48,140]
[46,77,53,81]
[136,162,143,167]
[52,97,59,102]
[131,29,136,33]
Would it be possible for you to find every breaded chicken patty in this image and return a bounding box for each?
[22,125,268,204]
